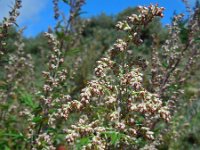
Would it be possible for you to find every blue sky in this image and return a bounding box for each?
[0,0,198,37]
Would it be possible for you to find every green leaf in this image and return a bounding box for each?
[162,61,168,68]
[19,91,37,108]
[4,146,11,150]
[103,131,125,146]
[32,116,43,123]
[168,84,178,91]
[0,80,6,87]
[63,35,72,42]
[76,137,91,150]
[65,48,81,56]
[0,132,24,140]
[56,31,65,40]
[194,37,200,42]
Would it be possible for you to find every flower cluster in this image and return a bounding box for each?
[33,133,55,150]
[0,0,22,56]
[64,5,171,149]
[53,0,60,19]
[95,57,114,77]
[30,32,84,149]
[149,6,200,108]
[80,80,104,105]
[0,29,34,131]
[116,4,165,45]
[65,116,107,149]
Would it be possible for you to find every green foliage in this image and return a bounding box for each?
[103,131,125,146]
[18,90,37,108]
[76,137,91,150]
[160,98,200,150]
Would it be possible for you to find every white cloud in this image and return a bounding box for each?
[0,0,48,23]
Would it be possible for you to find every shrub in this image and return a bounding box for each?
[0,1,200,150]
